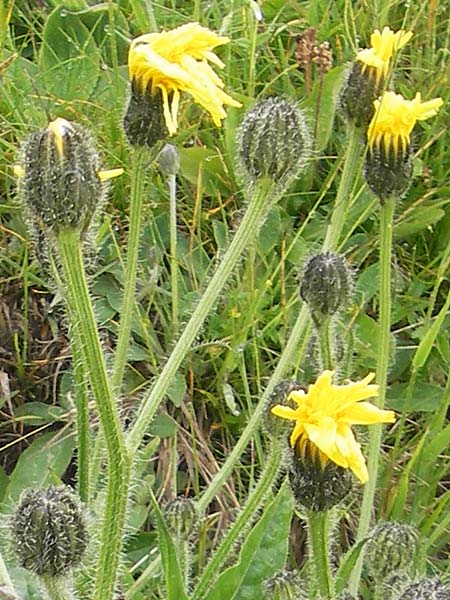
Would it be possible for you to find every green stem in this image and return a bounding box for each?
[112,148,147,392]
[317,316,334,371]
[198,125,363,512]
[192,441,282,600]
[307,510,334,599]
[72,335,90,503]
[169,172,179,332]
[126,181,274,454]
[56,230,130,600]
[40,576,77,600]
[0,553,14,589]
[349,197,395,595]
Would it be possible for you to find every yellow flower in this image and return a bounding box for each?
[368,91,444,156]
[128,22,241,135]
[356,27,413,83]
[271,370,395,483]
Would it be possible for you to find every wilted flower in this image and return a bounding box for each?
[271,370,395,483]
[127,22,241,137]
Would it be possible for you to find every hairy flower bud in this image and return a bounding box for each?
[364,144,413,202]
[288,441,353,511]
[123,83,169,148]
[163,497,199,541]
[300,252,353,324]
[16,118,122,236]
[157,143,180,176]
[398,577,450,599]
[365,521,418,580]
[237,96,311,192]
[11,486,88,577]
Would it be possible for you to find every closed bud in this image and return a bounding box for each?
[263,569,306,599]
[237,97,311,192]
[398,577,450,600]
[300,252,353,324]
[365,521,418,580]
[16,118,122,236]
[123,83,169,148]
[163,497,199,541]
[364,145,412,202]
[288,441,352,511]
[11,486,88,577]
[339,61,380,127]
[157,143,180,176]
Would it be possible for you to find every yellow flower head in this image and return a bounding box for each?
[128,22,242,135]
[271,370,395,483]
[368,91,444,156]
[356,27,413,83]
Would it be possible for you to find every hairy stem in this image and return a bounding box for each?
[56,230,130,600]
[307,510,334,599]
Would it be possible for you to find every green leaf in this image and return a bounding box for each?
[394,205,445,239]
[166,372,187,407]
[335,537,369,595]
[205,480,294,600]
[3,431,75,510]
[0,465,9,504]
[39,6,100,101]
[13,402,68,426]
[148,489,189,600]
[412,293,450,370]
[387,381,444,412]
[149,414,178,438]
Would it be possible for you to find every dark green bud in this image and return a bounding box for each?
[124,82,169,148]
[338,62,381,127]
[17,118,111,236]
[163,497,199,541]
[365,521,418,580]
[157,143,180,176]
[237,96,311,191]
[288,441,352,511]
[398,577,450,600]
[300,252,353,324]
[11,486,88,577]
[263,569,306,600]
[364,143,413,202]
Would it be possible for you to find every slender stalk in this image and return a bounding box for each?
[56,230,130,600]
[126,181,274,454]
[307,510,334,599]
[72,335,90,503]
[349,197,395,595]
[168,172,179,331]
[40,577,77,600]
[192,441,282,600]
[198,125,363,512]
[112,148,148,392]
[317,316,334,371]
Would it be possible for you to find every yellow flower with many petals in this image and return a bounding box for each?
[356,27,413,83]
[128,22,241,135]
[368,91,444,156]
[271,370,395,483]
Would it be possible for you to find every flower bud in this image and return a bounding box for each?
[398,577,450,600]
[364,144,413,202]
[262,381,305,442]
[162,497,199,541]
[157,143,180,176]
[16,118,122,236]
[123,83,169,148]
[299,252,353,324]
[237,96,311,192]
[263,569,306,600]
[288,440,353,511]
[11,486,88,577]
[365,521,418,580]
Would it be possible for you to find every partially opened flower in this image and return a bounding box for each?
[271,370,395,483]
[125,22,241,145]
[356,27,413,84]
[339,26,413,126]
[365,91,443,200]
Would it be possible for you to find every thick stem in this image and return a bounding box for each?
[317,316,334,371]
[126,181,274,454]
[40,576,77,600]
[72,334,90,503]
[307,510,334,599]
[198,126,363,512]
[349,197,395,595]
[56,230,130,600]
[192,441,282,600]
